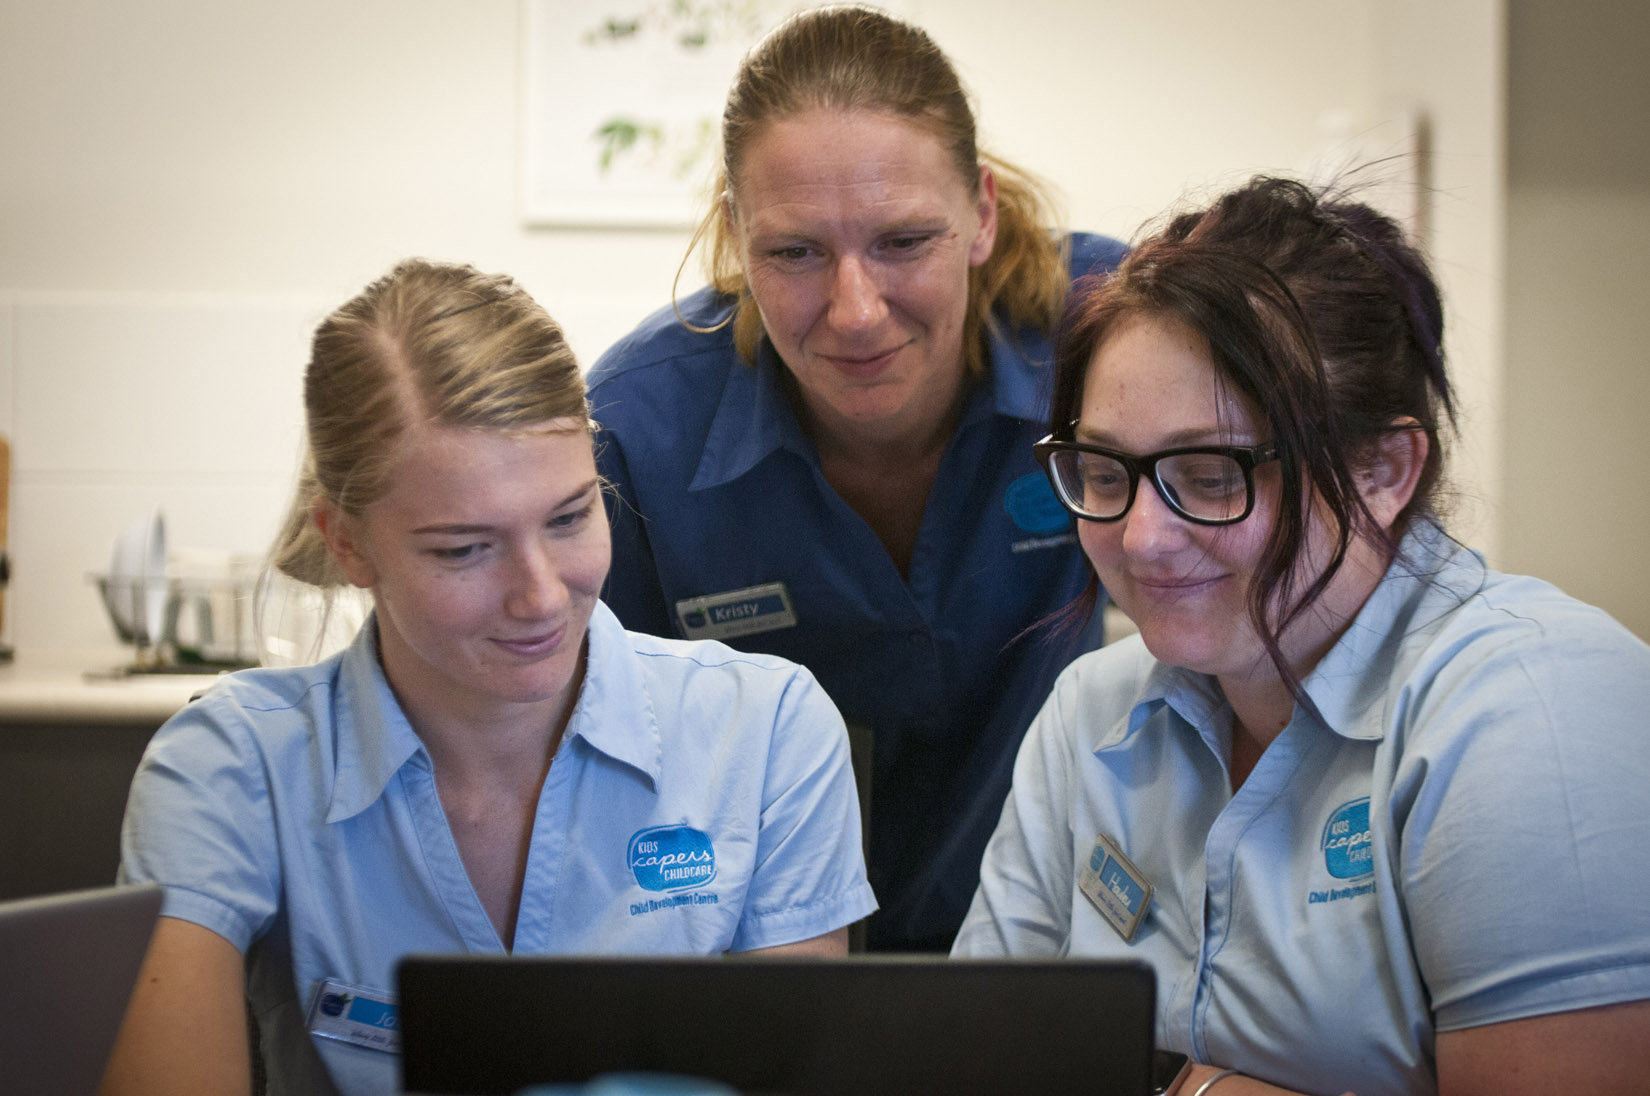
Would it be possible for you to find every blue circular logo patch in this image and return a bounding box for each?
[1004,472,1070,534]
[629,824,717,892]
[1321,798,1374,880]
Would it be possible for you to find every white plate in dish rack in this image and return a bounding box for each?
[103,509,167,646]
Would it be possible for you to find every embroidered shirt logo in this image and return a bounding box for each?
[629,824,717,892]
[1004,472,1071,535]
[1320,797,1374,880]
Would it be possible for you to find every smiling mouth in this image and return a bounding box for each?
[1134,574,1225,592]
[492,629,565,656]
[820,345,904,376]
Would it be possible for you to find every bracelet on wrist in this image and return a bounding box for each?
[1189,1067,1244,1096]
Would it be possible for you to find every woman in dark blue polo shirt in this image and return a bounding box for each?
[586,5,1125,952]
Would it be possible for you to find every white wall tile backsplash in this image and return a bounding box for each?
[13,296,322,476]
[9,294,318,656]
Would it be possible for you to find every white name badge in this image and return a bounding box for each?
[1078,833,1154,942]
[305,978,401,1054]
[675,582,797,641]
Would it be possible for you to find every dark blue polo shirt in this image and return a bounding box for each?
[587,233,1125,950]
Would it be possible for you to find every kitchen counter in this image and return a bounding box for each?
[0,650,223,724]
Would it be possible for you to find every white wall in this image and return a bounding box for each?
[922,2,1380,232]
[1372,0,1506,556]
[0,0,1513,655]
[1502,0,1650,641]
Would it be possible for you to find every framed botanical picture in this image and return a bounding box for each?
[518,0,908,229]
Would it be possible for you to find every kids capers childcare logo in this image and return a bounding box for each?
[1320,797,1374,879]
[629,824,717,892]
[1004,472,1072,535]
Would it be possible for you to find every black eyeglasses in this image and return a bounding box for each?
[1033,435,1280,525]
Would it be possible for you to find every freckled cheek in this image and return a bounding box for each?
[572,562,609,603]
[747,271,828,338]
[435,581,500,630]
[887,267,960,320]
[1202,520,1268,583]
[377,584,487,648]
[568,534,613,603]
[1076,521,1124,582]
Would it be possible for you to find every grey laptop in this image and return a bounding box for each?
[398,954,1158,1096]
[0,884,163,1096]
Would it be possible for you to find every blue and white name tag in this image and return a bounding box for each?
[305,979,400,1054]
[1078,833,1153,942]
[675,582,797,641]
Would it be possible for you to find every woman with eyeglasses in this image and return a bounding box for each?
[952,177,1650,1096]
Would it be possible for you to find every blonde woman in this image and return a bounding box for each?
[587,4,1127,953]
[101,260,874,1096]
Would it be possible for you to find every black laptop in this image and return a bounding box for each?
[398,954,1158,1096]
[0,883,163,1096]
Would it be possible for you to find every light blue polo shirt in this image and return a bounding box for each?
[587,232,1127,951]
[954,522,1650,1096]
[119,601,876,1096]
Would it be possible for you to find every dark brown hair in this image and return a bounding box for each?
[1050,176,1455,697]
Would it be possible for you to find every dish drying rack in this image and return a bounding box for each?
[92,572,261,674]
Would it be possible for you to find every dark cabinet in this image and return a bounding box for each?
[0,718,163,900]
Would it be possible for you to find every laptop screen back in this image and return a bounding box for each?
[0,884,162,1096]
[399,954,1156,1096]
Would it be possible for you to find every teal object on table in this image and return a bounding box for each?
[515,1073,739,1096]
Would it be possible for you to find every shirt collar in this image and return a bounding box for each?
[1096,651,1229,753]
[326,616,426,823]
[689,336,805,491]
[1295,519,1474,740]
[560,601,662,786]
[689,315,1056,492]
[326,603,663,822]
[984,317,1056,422]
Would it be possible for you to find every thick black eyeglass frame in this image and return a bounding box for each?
[1033,434,1281,526]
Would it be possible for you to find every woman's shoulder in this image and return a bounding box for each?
[596,628,841,770]
[1060,628,1154,673]
[149,656,345,759]
[1389,548,1650,747]
[1418,559,1649,677]
[623,628,815,692]
[585,289,750,460]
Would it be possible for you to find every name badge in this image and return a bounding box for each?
[675,582,797,641]
[1078,833,1153,942]
[305,978,400,1054]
